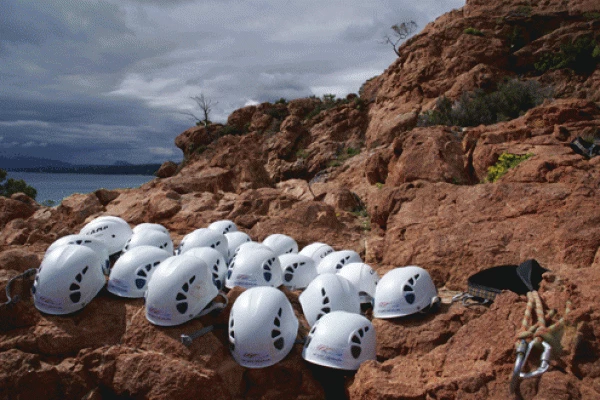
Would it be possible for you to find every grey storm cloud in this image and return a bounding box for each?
[0,0,465,164]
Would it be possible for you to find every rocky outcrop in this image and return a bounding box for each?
[155,161,178,178]
[1,0,600,399]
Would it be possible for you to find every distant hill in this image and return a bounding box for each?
[0,156,73,170]
[1,156,160,175]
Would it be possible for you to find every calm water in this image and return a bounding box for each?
[8,172,155,204]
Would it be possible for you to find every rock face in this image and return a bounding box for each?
[1,0,600,399]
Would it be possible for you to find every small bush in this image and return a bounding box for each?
[219,125,244,136]
[486,153,533,182]
[534,36,600,74]
[275,98,287,104]
[464,27,484,36]
[375,182,384,189]
[418,79,552,127]
[0,169,37,200]
[583,12,600,20]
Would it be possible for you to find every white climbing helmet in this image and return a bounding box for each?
[373,266,439,319]
[279,253,317,290]
[208,219,238,235]
[228,286,298,368]
[107,246,171,298]
[302,311,376,370]
[45,234,111,275]
[299,242,335,264]
[80,216,133,256]
[299,273,360,327]
[184,247,228,291]
[176,228,228,259]
[262,233,298,256]
[132,223,169,235]
[32,245,106,315]
[122,229,173,254]
[225,247,282,289]
[316,250,362,275]
[145,255,222,326]
[224,231,252,261]
[338,262,380,304]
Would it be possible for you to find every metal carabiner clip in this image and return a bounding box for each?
[509,339,552,394]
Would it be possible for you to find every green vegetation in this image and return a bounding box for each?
[486,153,533,182]
[375,182,384,189]
[41,199,56,207]
[418,79,552,127]
[296,149,309,159]
[583,12,600,20]
[534,36,600,74]
[464,27,484,36]
[0,169,37,200]
[327,146,361,168]
[275,98,287,104]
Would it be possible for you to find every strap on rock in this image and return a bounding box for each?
[570,136,600,159]
[465,259,547,302]
[2,268,37,308]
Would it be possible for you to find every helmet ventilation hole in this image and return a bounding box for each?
[273,337,284,350]
[278,307,282,317]
[135,279,146,289]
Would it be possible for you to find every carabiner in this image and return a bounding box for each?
[509,339,552,394]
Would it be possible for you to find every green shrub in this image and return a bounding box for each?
[275,98,287,104]
[486,153,533,182]
[375,182,384,189]
[534,36,600,74]
[219,125,244,136]
[418,79,552,127]
[0,169,37,200]
[464,27,484,36]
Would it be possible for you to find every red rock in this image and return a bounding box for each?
[155,161,178,178]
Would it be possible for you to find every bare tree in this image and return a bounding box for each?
[382,20,417,56]
[181,94,217,126]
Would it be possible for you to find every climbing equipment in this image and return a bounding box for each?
[224,231,252,261]
[262,233,298,256]
[299,242,335,264]
[144,254,227,326]
[570,136,600,159]
[2,268,37,307]
[184,247,228,290]
[208,219,238,235]
[338,262,380,304]
[122,229,173,255]
[132,223,169,235]
[299,273,360,327]
[107,246,171,298]
[225,246,282,289]
[228,286,299,368]
[80,216,133,256]
[316,250,362,275]
[302,311,376,370]
[45,234,111,275]
[176,228,228,259]
[279,253,317,290]
[33,245,106,315]
[373,266,439,319]
[509,290,571,394]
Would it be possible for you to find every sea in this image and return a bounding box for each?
[7,172,156,205]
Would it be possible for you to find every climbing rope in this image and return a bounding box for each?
[509,290,571,395]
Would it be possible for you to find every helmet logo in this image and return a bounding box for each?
[85,225,109,235]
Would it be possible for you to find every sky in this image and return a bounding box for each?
[0,0,465,165]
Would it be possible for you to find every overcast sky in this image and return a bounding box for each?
[0,0,464,165]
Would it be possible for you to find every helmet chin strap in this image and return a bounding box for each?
[180,291,229,347]
[2,268,37,307]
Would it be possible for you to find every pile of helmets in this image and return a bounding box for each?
[31,215,440,371]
